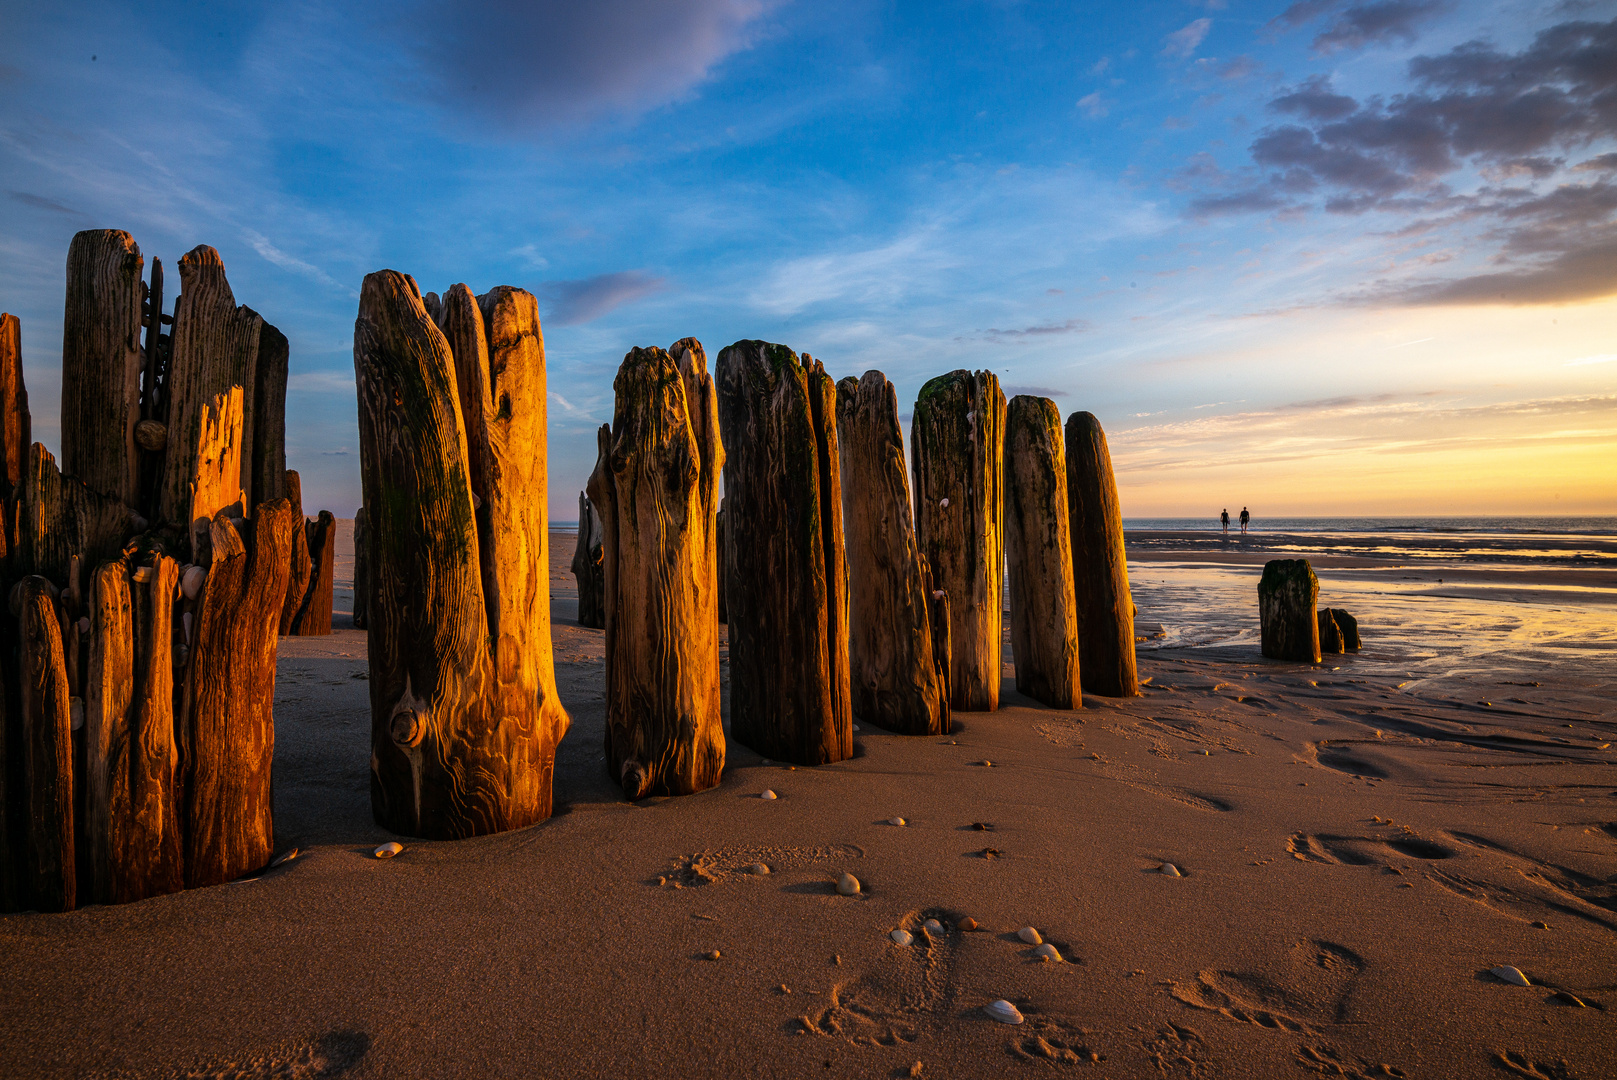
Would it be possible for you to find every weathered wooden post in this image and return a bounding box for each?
[588,339,725,799]
[354,271,569,838]
[0,311,26,911]
[1065,411,1138,698]
[291,510,335,635]
[279,471,312,635]
[912,369,1006,712]
[1005,396,1081,709]
[60,231,144,507]
[714,499,727,625]
[1317,608,1344,655]
[85,557,183,904]
[180,503,297,888]
[1259,559,1320,663]
[1332,608,1361,651]
[570,492,605,630]
[15,576,75,912]
[835,370,948,736]
[0,311,30,499]
[352,507,369,630]
[715,341,851,766]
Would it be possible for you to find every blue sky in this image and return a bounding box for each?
[3,0,1614,518]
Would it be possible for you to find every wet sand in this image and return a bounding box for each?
[1,526,1613,1079]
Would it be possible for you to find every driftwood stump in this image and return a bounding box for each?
[835,370,948,736]
[85,557,183,904]
[355,271,568,838]
[912,370,1006,712]
[16,576,75,912]
[279,470,312,635]
[1005,396,1081,709]
[290,510,334,635]
[715,341,851,766]
[60,230,145,507]
[1318,608,1344,655]
[1065,411,1138,698]
[1333,608,1360,651]
[352,507,369,630]
[1259,559,1320,663]
[588,339,725,799]
[180,503,296,887]
[570,492,605,630]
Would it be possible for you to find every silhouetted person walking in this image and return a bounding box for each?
[1220,508,1229,533]
[1239,507,1250,534]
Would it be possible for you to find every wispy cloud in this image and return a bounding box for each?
[539,270,668,326]
[1162,19,1212,60]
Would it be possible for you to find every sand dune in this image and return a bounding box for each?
[0,527,1611,1079]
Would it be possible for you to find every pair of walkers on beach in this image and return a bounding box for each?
[1221,507,1250,534]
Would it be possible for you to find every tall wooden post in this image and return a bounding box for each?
[179,503,296,887]
[570,492,605,630]
[60,230,145,507]
[355,271,569,838]
[1065,411,1138,698]
[588,340,725,799]
[251,324,289,507]
[291,510,334,635]
[912,369,1006,712]
[715,500,727,625]
[835,370,948,736]
[159,246,265,540]
[1,312,32,498]
[16,576,75,912]
[1005,396,1082,709]
[352,507,369,630]
[279,470,312,635]
[715,341,851,766]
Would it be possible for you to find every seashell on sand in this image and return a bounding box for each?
[181,565,206,600]
[959,917,979,932]
[374,842,404,859]
[1490,965,1531,986]
[747,863,770,875]
[760,790,777,800]
[978,760,993,767]
[852,724,861,731]
[890,929,913,946]
[889,817,906,826]
[270,848,299,868]
[1161,863,1183,877]
[1033,943,1063,962]
[922,918,944,936]
[985,999,1024,1025]
[1017,926,1042,945]
[1551,991,1586,1007]
[706,950,721,961]
[837,872,861,896]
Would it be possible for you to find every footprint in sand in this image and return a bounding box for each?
[113,1030,371,1080]
[799,909,964,1047]
[1285,832,1452,866]
[1169,940,1366,1032]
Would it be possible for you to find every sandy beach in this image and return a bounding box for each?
[1,523,1612,1079]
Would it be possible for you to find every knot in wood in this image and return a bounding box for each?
[390,704,428,748]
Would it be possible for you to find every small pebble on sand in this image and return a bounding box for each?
[852,724,861,731]
[747,863,770,875]
[985,999,1024,1025]
[837,872,861,896]
[888,817,907,826]
[891,929,914,946]
[959,917,979,932]
[1033,943,1063,962]
[706,950,721,961]
[1490,965,1531,986]
[1017,927,1042,945]
[978,760,993,767]
[374,842,403,859]
[760,790,777,800]
[922,918,944,936]
[1161,863,1183,877]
